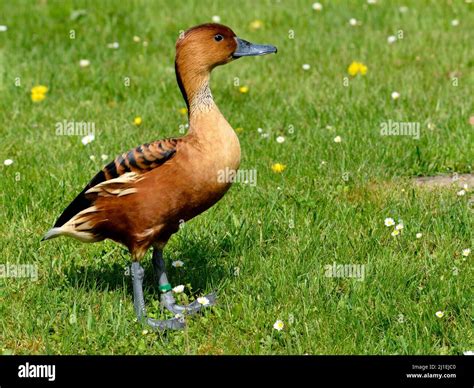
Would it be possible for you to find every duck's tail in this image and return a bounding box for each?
[41,227,63,241]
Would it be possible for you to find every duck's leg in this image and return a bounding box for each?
[152,249,217,315]
[130,261,185,330]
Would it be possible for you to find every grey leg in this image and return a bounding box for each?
[130,261,185,331]
[152,249,217,315]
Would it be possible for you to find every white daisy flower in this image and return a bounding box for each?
[387,35,397,44]
[391,230,400,237]
[391,91,400,100]
[197,296,210,306]
[257,127,263,133]
[384,218,395,227]
[0,25,7,32]
[462,248,471,257]
[451,19,459,27]
[89,155,96,161]
[107,42,119,49]
[276,136,285,143]
[333,135,342,143]
[312,2,323,11]
[172,285,185,293]
[395,223,404,231]
[399,6,408,13]
[79,59,90,68]
[3,159,13,166]
[273,320,284,331]
[457,189,466,196]
[100,154,108,161]
[171,260,184,268]
[349,18,358,26]
[416,233,423,239]
[212,15,221,23]
[133,36,141,42]
[435,311,444,318]
[302,63,311,70]
[81,134,95,145]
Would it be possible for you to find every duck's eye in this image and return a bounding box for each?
[214,34,224,42]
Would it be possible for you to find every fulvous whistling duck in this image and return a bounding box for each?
[43,24,277,330]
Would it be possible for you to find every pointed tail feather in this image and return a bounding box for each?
[41,227,63,241]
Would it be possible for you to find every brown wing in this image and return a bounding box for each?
[52,138,178,228]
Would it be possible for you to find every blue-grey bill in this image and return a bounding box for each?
[233,38,277,58]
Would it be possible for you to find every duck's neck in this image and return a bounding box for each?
[175,62,217,113]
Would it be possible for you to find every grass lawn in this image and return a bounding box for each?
[0,0,472,355]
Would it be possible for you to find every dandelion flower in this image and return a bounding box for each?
[391,91,400,100]
[416,232,423,239]
[348,61,367,76]
[171,260,184,268]
[312,3,323,11]
[249,20,263,31]
[391,230,400,237]
[276,136,285,143]
[134,116,143,126]
[239,86,249,94]
[435,311,444,318]
[31,85,48,102]
[333,136,342,143]
[457,189,466,196]
[179,107,188,116]
[462,248,471,257]
[384,218,395,227]
[79,59,90,68]
[3,159,13,166]
[271,163,286,173]
[197,296,210,306]
[212,15,221,23]
[273,320,284,331]
[81,134,95,145]
[387,35,397,44]
[235,127,244,134]
[172,285,185,293]
[302,64,311,70]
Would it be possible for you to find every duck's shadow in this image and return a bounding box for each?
[57,237,231,296]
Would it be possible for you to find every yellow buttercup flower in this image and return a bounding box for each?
[250,20,263,31]
[235,127,244,133]
[348,61,368,76]
[271,163,286,173]
[239,86,249,94]
[31,85,48,102]
[179,107,188,116]
[134,116,143,126]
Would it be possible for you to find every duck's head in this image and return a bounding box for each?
[176,23,277,72]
